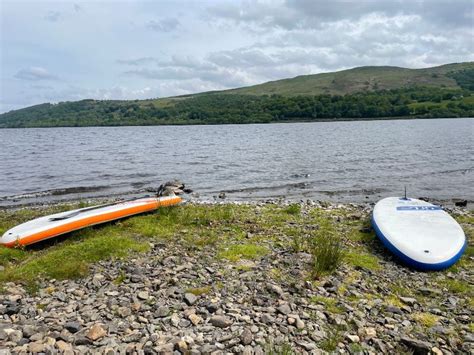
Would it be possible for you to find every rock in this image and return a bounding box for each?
[155,343,174,352]
[56,340,73,352]
[210,316,232,328]
[6,329,23,343]
[5,304,20,315]
[431,347,443,355]
[64,321,81,333]
[346,334,360,343]
[277,303,291,315]
[218,192,226,199]
[206,303,219,313]
[400,336,432,354]
[86,324,107,341]
[156,306,170,318]
[419,287,441,296]
[296,341,316,351]
[188,313,202,326]
[117,306,132,318]
[261,314,274,324]
[175,339,188,352]
[399,296,417,306]
[386,305,403,315]
[361,327,377,339]
[184,293,198,306]
[454,200,467,207]
[241,328,253,345]
[137,291,149,300]
[266,283,284,297]
[295,318,305,329]
[74,336,92,346]
[28,342,45,353]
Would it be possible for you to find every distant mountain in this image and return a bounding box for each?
[1,62,473,128]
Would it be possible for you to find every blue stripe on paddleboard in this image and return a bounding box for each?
[371,215,466,271]
[396,206,442,211]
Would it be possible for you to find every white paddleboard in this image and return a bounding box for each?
[372,197,466,270]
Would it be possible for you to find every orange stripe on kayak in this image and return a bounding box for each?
[4,196,181,248]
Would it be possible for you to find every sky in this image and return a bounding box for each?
[0,0,473,113]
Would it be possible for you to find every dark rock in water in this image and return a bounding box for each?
[454,199,467,207]
[418,197,431,202]
[400,336,432,354]
[218,192,226,199]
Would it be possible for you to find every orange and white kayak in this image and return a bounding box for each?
[1,195,182,247]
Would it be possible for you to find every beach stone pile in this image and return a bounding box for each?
[0,202,472,354]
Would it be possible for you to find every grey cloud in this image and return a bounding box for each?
[208,0,473,30]
[14,67,59,81]
[44,11,61,22]
[73,4,82,12]
[117,57,158,66]
[146,18,180,32]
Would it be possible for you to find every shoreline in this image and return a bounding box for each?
[0,200,472,353]
[0,116,472,130]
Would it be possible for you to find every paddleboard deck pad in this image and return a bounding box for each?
[1,195,182,247]
[372,197,466,270]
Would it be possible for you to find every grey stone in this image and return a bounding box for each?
[184,293,198,306]
[240,328,253,345]
[210,316,232,328]
[277,303,291,315]
[400,336,432,355]
[156,306,170,318]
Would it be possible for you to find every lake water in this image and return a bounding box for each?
[0,118,472,207]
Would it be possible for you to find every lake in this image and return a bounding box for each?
[0,118,472,207]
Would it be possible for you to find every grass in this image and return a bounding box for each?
[186,286,212,296]
[309,219,344,277]
[218,243,268,262]
[441,279,472,295]
[319,328,342,352]
[0,226,148,290]
[310,296,343,314]
[412,312,439,328]
[345,251,381,271]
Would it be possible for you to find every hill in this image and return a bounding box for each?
[223,62,474,96]
[1,62,473,128]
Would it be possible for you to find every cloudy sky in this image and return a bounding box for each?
[1,0,473,113]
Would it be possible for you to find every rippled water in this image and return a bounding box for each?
[0,118,472,206]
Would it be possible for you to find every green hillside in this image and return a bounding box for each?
[222,62,474,96]
[1,62,473,128]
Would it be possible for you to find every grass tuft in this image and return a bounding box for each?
[284,204,301,215]
[309,220,343,276]
[412,312,439,328]
[218,243,268,262]
[310,295,343,314]
[186,286,212,296]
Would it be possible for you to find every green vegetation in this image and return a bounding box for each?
[310,295,343,314]
[310,227,343,277]
[345,251,381,271]
[1,63,473,128]
[186,286,212,296]
[218,243,268,262]
[412,312,439,328]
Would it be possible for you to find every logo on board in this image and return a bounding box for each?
[396,206,442,211]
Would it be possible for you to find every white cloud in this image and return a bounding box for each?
[14,67,59,81]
